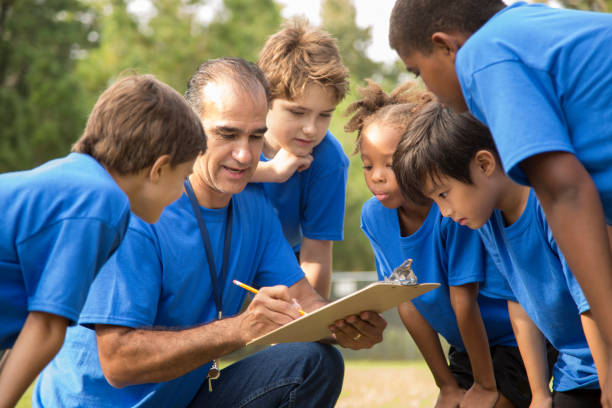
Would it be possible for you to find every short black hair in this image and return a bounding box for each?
[389,0,506,55]
[392,101,499,200]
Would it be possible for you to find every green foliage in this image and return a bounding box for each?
[557,0,610,11]
[0,0,95,171]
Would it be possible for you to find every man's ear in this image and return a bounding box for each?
[431,32,468,59]
[149,155,172,183]
[474,150,497,177]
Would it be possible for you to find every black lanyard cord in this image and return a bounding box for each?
[184,179,233,319]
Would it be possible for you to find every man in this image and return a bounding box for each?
[34,58,386,408]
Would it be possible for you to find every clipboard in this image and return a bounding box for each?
[247,281,439,346]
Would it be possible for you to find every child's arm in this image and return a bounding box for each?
[299,237,332,298]
[398,301,465,408]
[507,300,552,408]
[251,148,313,183]
[581,311,608,391]
[522,151,612,405]
[0,311,68,408]
[449,283,499,408]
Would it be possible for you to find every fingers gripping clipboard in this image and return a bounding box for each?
[247,282,440,346]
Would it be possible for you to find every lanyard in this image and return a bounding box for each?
[184,179,233,320]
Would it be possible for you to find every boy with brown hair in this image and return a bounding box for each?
[253,17,350,298]
[0,74,205,406]
[388,1,612,403]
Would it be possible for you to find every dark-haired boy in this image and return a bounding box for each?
[388,2,612,402]
[0,74,205,406]
[393,101,606,407]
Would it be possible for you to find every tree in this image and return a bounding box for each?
[0,0,97,171]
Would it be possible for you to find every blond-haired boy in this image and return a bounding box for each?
[253,18,350,297]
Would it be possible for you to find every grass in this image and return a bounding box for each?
[18,360,436,407]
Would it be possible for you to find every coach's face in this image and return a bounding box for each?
[191,80,268,207]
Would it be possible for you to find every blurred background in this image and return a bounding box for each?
[1,0,609,363]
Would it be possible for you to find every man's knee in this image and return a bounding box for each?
[281,342,344,383]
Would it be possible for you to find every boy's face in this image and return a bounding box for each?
[422,160,496,229]
[360,123,405,209]
[265,83,336,156]
[195,81,268,201]
[128,158,195,223]
[400,47,468,113]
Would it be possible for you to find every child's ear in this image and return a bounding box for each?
[431,32,468,59]
[474,150,497,177]
[149,155,172,183]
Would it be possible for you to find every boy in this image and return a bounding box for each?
[253,18,350,298]
[393,101,606,407]
[0,74,205,406]
[347,80,533,407]
[388,1,612,400]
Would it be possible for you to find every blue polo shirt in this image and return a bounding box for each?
[360,197,515,352]
[456,2,612,223]
[260,131,349,251]
[478,190,597,391]
[34,184,305,407]
[0,153,130,349]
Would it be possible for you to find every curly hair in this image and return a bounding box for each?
[344,79,434,155]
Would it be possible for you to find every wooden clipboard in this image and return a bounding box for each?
[247,282,440,346]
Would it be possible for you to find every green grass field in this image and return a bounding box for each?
[18,360,436,407]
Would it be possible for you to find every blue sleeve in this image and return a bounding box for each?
[360,208,389,282]
[441,220,486,286]
[79,223,162,328]
[466,61,574,184]
[253,203,305,289]
[301,165,348,242]
[18,218,124,324]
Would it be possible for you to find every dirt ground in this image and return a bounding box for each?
[337,360,438,408]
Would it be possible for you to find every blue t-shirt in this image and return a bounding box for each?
[34,184,305,408]
[260,131,349,251]
[478,190,597,391]
[456,2,612,223]
[0,153,130,349]
[360,197,515,352]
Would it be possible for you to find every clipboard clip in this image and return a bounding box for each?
[385,259,417,285]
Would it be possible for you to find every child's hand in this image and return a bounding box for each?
[529,393,552,408]
[435,384,465,408]
[269,148,313,182]
[460,383,498,408]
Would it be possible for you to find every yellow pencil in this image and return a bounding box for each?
[232,279,306,316]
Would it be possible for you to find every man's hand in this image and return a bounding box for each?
[328,311,387,350]
[435,384,465,408]
[237,285,304,343]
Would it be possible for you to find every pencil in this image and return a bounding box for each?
[232,280,306,316]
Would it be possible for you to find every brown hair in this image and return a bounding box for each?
[258,17,349,104]
[73,74,205,174]
[185,57,271,117]
[392,100,499,201]
[344,80,433,155]
[389,0,505,55]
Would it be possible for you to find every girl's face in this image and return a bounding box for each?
[360,122,406,209]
